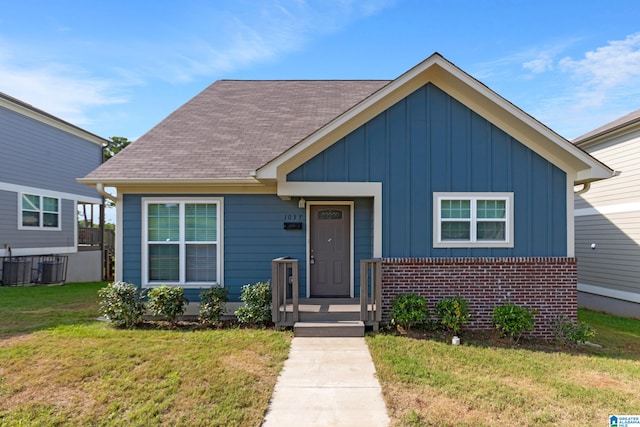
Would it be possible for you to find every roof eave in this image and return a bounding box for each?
[77,177,264,186]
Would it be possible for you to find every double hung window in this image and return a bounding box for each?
[144,198,222,287]
[20,193,60,229]
[434,193,513,248]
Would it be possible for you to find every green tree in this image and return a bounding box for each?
[104,136,131,161]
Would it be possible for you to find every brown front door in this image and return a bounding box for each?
[310,205,351,298]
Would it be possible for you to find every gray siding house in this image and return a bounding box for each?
[574,109,640,318]
[81,54,613,336]
[0,92,107,283]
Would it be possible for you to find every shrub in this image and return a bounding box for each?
[146,285,188,325]
[491,302,536,342]
[235,281,272,325]
[97,281,144,328]
[553,314,596,345]
[390,293,430,330]
[199,286,228,325]
[434,296,470,335]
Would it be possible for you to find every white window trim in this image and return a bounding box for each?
[433,192,514,248]
[18,193,61,231]
[141,197,224,289]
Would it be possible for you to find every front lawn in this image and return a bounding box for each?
[367,309,640,426]
[0,282,291,426]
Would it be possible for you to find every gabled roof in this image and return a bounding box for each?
[81,80,389,183]
[257,53,613,185]
[0,91,108,146]
[573,108,640,148]
[81,53,613,186]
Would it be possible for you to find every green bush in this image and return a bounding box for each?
[553,314,596,345]
[97,281,145,328]
[235,281,272,325]
[199,286,228,325]
[390,293,430,330]
[491,302,536,342]
[146,285,188,325]
[434,296,470,335]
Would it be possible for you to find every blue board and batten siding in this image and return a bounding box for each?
[122,83,567,301]
[122,194,373,301]
[288,83,567,257]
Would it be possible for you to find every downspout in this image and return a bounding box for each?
[574,182,591,196]
[96,183,117,203]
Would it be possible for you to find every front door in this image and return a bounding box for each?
[310,204,351,297]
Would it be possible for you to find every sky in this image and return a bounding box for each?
[2,0,640,143]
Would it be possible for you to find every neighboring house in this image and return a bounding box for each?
[80,53,613,336]
[573,109,640,319]
[0,91,107,284]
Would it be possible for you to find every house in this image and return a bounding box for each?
[573,109,640,319]
[0,91,107,284]
[80,53,613,336]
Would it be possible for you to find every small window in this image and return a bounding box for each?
[434,193,513,248]
[20,193,60,229]
[317,210,343,220]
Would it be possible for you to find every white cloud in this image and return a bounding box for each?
[523,52,554,74]
[558,32,640,109]
[0,42,127,126]
[140,0,398,83]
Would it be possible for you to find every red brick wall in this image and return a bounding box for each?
[380,257,577,338]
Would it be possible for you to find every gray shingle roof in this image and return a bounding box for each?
[84,80,390,181]
[573,108,640,144]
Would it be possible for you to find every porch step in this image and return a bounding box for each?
[294,321,365,337]
[298,311,360,322]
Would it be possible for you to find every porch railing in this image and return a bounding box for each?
[360,259,382,330]
[271,257,298,327]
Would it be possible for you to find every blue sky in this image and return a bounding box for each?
[2,0,640,141]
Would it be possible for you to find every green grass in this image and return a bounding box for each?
[0,283,291,426]
[367,309,640,426]
[0,282,105,338]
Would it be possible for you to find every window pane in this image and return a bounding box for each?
[186,244,217,282]
[441,222,470,240]
[148,203,179,241]
[149,244,179,281]
[477,222,505,240]
[441,200,470,219]
[185,203,217,242]
[22,211,39,227]
[43,197,58,213]
[22,194,39,210]
[43,213,59,228]
[477,200,505,219]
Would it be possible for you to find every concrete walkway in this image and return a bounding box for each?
[262,337,390,427]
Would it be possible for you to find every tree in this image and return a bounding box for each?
[101,136,131,210]
[104,136,132,161]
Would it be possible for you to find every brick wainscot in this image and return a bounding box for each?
[380,257,577,338]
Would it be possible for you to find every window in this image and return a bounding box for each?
[433,193,513,248]
[20,193,60,229]
[143,198,223,287]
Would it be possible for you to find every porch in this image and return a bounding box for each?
[271,258,382,337]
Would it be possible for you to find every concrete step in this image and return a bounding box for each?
[294,321,365,337]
